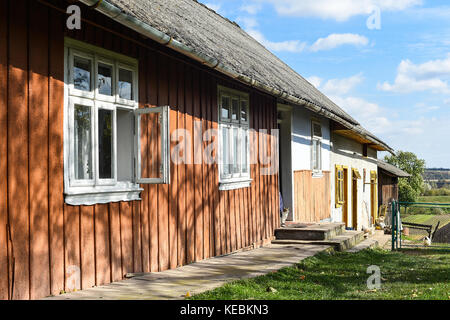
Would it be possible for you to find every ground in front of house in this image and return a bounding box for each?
[189,248,450,300]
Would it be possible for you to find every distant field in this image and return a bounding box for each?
[418,195,450,203]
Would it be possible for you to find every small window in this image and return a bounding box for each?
[218,86,250,190]
[311,120,322,174]
[65,40,169,206]
[335,165,344,207]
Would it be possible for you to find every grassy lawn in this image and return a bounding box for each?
[190,249,450,300]
[418,195,450,203]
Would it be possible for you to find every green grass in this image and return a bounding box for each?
[418,195,450,203]
[189,249,450,300]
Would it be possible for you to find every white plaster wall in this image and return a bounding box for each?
[291,107,330,171]
[330,134,378,230]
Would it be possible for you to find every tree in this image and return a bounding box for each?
[384,151,426,203]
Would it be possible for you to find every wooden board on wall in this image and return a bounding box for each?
[294,171,331,222]
[0,0,9,301]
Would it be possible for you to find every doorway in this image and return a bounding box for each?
[370,171,378,226]
[343,167,349,226]
[277,105,293,220]
[351,168,361,230]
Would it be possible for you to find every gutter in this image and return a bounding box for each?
[79,0,394,153]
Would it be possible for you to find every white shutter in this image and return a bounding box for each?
[134,106,170,184]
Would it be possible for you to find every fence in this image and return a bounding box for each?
[391,201,450,250]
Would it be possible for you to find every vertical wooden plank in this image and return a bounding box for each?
[132,201,142,272]
[168,60,178,269]
[266,101,273,237]
[48,7,65,297]
[64,205,80,292]
[250,94,257,244]
[255,95,262,241]
[230,190,237,252]
[0,0,9,300]
[147,50,159,272]
[109,202,122,282]
[219,190,226,255]
[201,72,210,259]
[157,54,169,270]
[185,66,195,264]
[28,0,50,299]
[176,62,186,267]
[8,0,29,299]
[138,47,149,274]
[210,77,221,257]
[80,206,95,289]
[94,204,110,286]
[225,192,231,253]
[234,189,242,250]
[119,202,133,275]
[192,68,203,262]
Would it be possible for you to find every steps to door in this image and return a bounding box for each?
[273,223,367,252]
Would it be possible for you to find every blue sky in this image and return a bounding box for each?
[200,0,450,168]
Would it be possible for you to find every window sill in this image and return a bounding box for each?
[65,184,143,206]
[219,179,252,191]
[312,171,323,178]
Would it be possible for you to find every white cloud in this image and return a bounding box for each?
[236,16,259,29]
[258,0,422,21]
[240,3,262,15]
[306,76,322,88]
[379,54,450,94]
[322,74,364,95]
[310,34,369,52]
[311,73,364,95]
[247,29,307,53]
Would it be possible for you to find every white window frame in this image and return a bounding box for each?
[134,106,170,184]
[311,120,323,176]
[64,38,169,206]
[218,85,251,190]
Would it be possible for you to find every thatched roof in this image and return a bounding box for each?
[81,0,392,151]
[377,160,411,178]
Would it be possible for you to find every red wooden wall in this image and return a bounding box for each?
[0,0,280,299]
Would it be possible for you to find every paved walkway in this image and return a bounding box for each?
[44,243,330,300]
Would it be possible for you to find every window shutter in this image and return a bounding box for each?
[134,106,170,184]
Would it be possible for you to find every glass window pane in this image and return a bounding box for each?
[74,104,93,180]
[316,141,321,170]
[118,68,133,100]
[242,128,248,174]
[231,98,239,121]
[240,100,248,123]
[221,126,230,176]
[98,109,113,179]
[221,96,230,120]
[73,56,91,91]
[312,140,317,170]
[233,127,240,174]
[98,63,113,96]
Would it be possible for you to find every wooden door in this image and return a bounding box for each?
[370,171,378,225]
[343,167,349,227]
[352,172,358,230]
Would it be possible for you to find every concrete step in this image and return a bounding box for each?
[272,230,364,251]
[346,238,379,253]
[274,223,345,241]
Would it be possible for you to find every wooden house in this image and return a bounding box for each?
[0,0,395,299]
